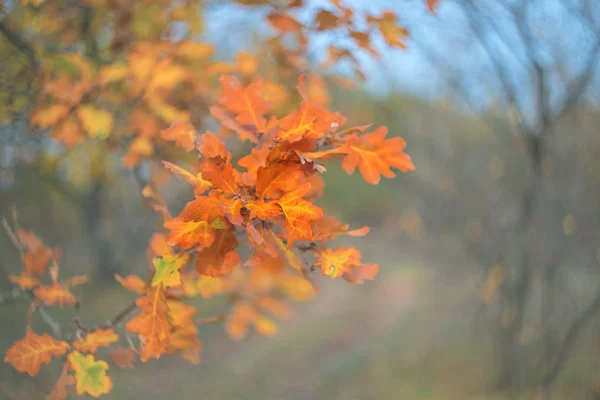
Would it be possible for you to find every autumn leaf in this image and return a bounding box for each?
[46,362,75,400]
[178,194,225,223]
[166,300,201,364]
[17,229,54,275]
[277,101,345,143]
[279,275,316,301]
[236,51,258,76]
[160,121,197,151]
[148,61,188,92]
[151,254,190,288]
[246,199,282,220]
[270,231,304,272]
[9,274,41,289]
[73,329,119,354]
[125,285,171,362]
[195,228,241,276]
[368,11,409,49]
[199,159,238,194]
[255,163,305,198]
[162,161,212,194]
[34,283,77,307]
[277,190,323,247]
[314,9,340,31]
[216,75,270,132]
[225,301,256,341]
[114,274,146,294]
[427,0,440,13]
[99,64,129,85]
[342,127,415,184]
[30,104,70,129]
[5,331,69,376]
[68,351,113,398]
[314,247,362,278]
[165,218,217,250]
[253,315,277,337]
[267,12,303,34]
[343,263,380,284]
[109,347,135,369]
[197,131,230,161]
[77,105,114,139]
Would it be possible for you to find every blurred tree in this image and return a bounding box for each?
[412,0,600,397]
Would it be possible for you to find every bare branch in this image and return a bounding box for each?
[460,0,530,134]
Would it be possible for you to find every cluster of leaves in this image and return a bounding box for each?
[1,0,437,398]
[4,73,414,398]
[3,0,437,167]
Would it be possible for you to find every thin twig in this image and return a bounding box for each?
[1,216,25,261]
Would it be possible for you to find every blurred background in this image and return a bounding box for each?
[2,0,600,399]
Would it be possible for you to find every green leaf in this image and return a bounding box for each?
[151,254,189,288]
[68,351,112,398]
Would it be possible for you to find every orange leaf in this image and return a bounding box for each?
[46,362,75,400]
[162,161,211,194]
[217,75,270,132]
[109,347,135,369]
[195,228,241,276]
[343,263,380,284]
[255,163,305,198]
[178,194,224,223]
[165,218,217,250]
[4,331,69,376]
[342,127,415,184]
[314,9,340,31]
[30,104,70,129]
[246,200,282,220]
[197,131,231,161]
[9,275,41,289]
[166,300,201,364]
[277,190,323,247]
[368,11,409,49]
[225,301,256,341]
[279,276,316,301]
[267,12,303,33]
[114,274,146,294]
[73,329,119,354]
[160,121,196,151]
[314,247,362,278]
[277,101,345,143]
[148,233,174,257]
[199,159,239,194]
[253,315,277,337]
[34,284,77,306]
[427,0,440,13]
[125,285,170,362]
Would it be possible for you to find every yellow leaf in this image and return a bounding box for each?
[99,64,129,85]
[68,351,113,398]
[77,106,114,139]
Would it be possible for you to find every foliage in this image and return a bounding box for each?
[0,0,438,398]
